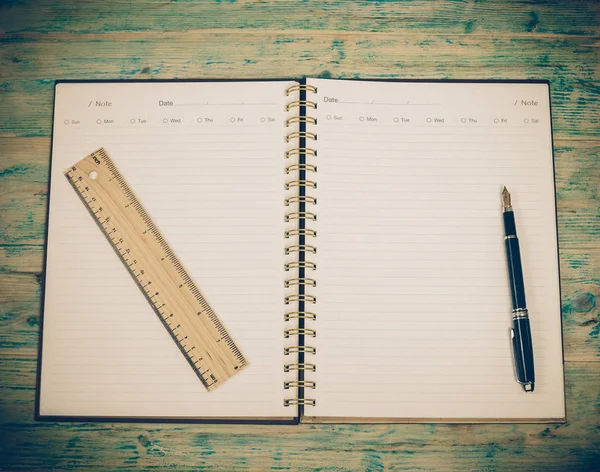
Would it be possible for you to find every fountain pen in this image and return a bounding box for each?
[502,187,535,392]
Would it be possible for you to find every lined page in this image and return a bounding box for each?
[41,81,297,419]
[307,78,564,421]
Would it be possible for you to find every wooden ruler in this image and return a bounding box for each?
[64,148,248,391]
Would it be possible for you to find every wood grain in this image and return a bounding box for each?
[1,0,599,36]
[1,0,599,470]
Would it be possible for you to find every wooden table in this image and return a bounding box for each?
[1,1,598,470]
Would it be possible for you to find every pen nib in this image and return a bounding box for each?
[502,186,512,208]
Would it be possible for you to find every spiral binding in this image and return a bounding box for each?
[284,380,316,389]
[285,179,317,190]
[285,164,317,175]
[286,116,317,126]
[284,399,316,406]
[284,328,317,337]
[285,278,317,288]
[285,294,317,304]
[284,261,317,270]
[286,148,317,158]
[285,84,318,95]
[285,196,317,206]
[284,362,316,372]
[285,211,316,222]
[285,229,317,239]
[286,131,317,142]
[284,310,316,321]
[286,100,317,111]
[284,83,317,409]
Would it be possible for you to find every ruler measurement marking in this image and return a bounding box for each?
[64,148,247,390]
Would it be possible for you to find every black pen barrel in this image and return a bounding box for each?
[503,191,535,392]
[504,211,527,309]
[512,317,535,388]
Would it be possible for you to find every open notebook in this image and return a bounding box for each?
[39,79,565,423]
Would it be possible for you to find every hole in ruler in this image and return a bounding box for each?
[89,171,98,180]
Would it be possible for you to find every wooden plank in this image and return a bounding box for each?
[1,0,599,36]
[0,363,598,470]
[0,139,49,246]
[0,245,43,273]
[554,141,600,249]
[0,179,47,245]
[0,32,599,137]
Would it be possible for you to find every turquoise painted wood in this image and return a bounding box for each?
[1,0,599,470]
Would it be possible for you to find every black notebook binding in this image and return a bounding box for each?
[283,83,318,409]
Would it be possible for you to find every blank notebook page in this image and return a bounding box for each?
[41,81,297,419]
[308,78,564,421]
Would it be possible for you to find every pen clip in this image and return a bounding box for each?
[509,327,522,385]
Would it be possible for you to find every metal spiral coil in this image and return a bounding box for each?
[286,99,317,111]
[285,179,317,190]
[283,362,317,372]
[284,328,317,338]
[285,84,318,95]
[284,311,317,321]
[284,83,318,409]
[284,363,316,372]
[285,294,317,304]
[285,277,317,288]
[285,244,317,255]
[285,196,317,206]
[285,164,317,175]
[286,148,317,158]
[284,380,316,389]
[285,229,317,239]
[286,131,317,142]
[285,211,317,222]
[284,399,316,406]
[285,346,316,355]
[286,116,317,126]
[284,261,317,270]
